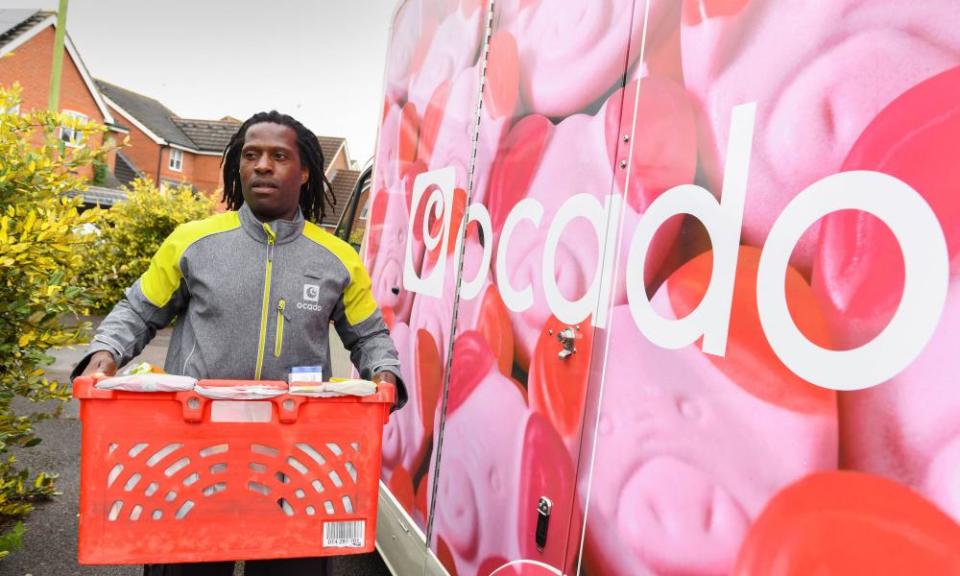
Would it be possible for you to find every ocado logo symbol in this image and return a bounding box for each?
[303,284,320,302]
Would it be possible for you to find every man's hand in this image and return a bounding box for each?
[372,371,400,410]
[80,350,118,379]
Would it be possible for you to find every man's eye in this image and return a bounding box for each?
[274,153,287,161]
[243,152,257,160]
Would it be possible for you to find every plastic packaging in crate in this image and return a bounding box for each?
[72,376,395,565]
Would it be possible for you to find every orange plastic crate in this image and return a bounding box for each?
[72,376,394,565]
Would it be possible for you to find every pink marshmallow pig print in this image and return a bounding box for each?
[503,0,679,117]
[584,247,837,576]
[427,32,519,208]
[406,0,484,115]
[488,76,696,370]
[813,66,960,522]
[380,320,442,529]
[682,0,960,271]
[408,239,515,375]
[366,186,418,323]
[428,332,576,576]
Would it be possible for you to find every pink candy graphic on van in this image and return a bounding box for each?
[380,321,442,523]
[408,240,514,373]
[368,2,960,574]
[426,38,517,208]
[367,186,419,322]
[584,248,837,575]
[406,1,483,114]
[490,78,694,368]
[504,0,677,117]
[375,103,419,196]
[813,65,960,522]
[735,472,960,575]
[682,0,960,270]
[428,333,575,576]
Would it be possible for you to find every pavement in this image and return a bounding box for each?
[0,322,391,576]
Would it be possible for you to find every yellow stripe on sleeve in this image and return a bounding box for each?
[139,212,241,307]
[302,222,378,326]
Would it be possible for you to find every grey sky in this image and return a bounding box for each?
[0,0,400,163]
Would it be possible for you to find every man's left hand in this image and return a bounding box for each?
[372,371,399,409]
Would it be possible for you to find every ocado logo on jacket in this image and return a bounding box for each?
[298,284,322,312]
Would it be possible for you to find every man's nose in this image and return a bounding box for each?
[254,156,273,173]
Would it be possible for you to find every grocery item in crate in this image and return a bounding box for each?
[288,365,323,383]
[94,368,196,393]
[194,379,287,399]
[122,361,165,375]
[289,377,378,398]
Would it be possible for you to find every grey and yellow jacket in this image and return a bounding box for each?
[73,204,405,407]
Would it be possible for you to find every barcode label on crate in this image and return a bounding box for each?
[323,520,365,548]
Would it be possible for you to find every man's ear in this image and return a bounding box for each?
[301,167,309,186]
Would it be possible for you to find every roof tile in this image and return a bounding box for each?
[323,168,361,228]
[171,117,240,153]
[0,10,48,51]
[95,79,195,148]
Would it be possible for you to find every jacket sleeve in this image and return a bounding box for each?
[331,260,407,410]
[71,229,190,380]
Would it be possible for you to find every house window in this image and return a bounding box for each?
[169,149,183,172]
[59,110,88,147]
[1,103,20,115]
[358,199,370,221]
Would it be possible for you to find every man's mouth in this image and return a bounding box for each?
[250,181,278,192]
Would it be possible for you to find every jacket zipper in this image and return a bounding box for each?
[274,299,286,357]
[255,223,276,380]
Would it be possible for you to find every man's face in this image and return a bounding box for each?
[239,122,308,221]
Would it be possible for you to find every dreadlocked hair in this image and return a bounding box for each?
[221,110,335,223]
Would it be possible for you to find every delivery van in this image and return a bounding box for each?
[356,0,960,574]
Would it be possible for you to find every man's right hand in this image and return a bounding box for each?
[80,350,118,379]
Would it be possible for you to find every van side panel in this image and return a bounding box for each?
[421,0,648,574]
[369,0,484,543]
[578,2,960,575]
[369,1,960,575]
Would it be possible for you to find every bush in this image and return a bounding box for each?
[0,85,108,557]
[348,225,365,251]
[79,178,216,313]
[91,159,108,186]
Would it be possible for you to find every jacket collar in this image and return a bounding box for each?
[238,203,305,245]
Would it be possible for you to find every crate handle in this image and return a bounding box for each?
[174,393,307,424]
[178,392,205,423]
[72,375,115,400]
[364,382,396,406]
[274,395,306,424]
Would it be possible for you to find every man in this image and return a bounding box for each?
[74,111,405,576]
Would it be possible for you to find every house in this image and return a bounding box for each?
[95,79,240,196]
[0,9,128,205]
[325,168,362,231]
[98,81,363,229]
[310,137,362,231]
[0,9,362,230]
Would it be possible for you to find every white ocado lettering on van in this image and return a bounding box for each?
[403,103,950,392]
[297,302,323,312]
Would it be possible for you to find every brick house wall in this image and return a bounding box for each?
[106,105,161,184]
[192,153,224,199]
[158,146,194,187]
[350,185,371,244]
[0,24,112,179]
[106,106,212,192]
